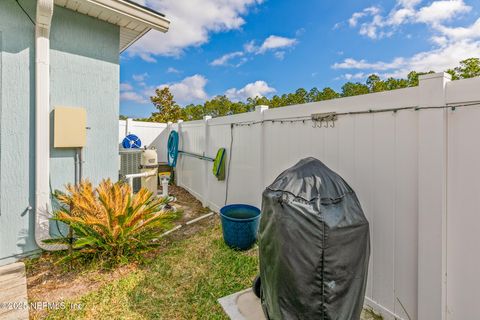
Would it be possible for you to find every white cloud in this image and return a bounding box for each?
[343,73,367,81]
[349,12,366,28]
[347,0,472,40]
[349,6,380,27]
[167,67,181,73]
[121,74,208,105]
[416,0,471,24]
[120,83,133,91]
[257,35,298,53]
[158,74,209,105]
[436,17,480,41]
[243,40,257,53]
[210,51,244,66]
[274,51,286,60]
[333,40,480,78]
[333,22,343,30]
[335,0,479,78]
[295,28,306,36]
[398,0,422,7]
[333,57,405,71]
[120,91,149,104]
[132,73,148,82]
[126,0,263,61]
[225,80,275,101]
[120,82,149,104]
[211,35,298,67]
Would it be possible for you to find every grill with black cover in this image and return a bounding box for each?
[257,157,370,320]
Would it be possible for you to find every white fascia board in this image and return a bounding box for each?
[84,0,170,32]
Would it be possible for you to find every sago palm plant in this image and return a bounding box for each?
[47,179,177,262]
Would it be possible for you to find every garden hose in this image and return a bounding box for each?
[167,130,179,167]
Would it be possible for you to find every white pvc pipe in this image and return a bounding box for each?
[125,171,156,193]
[152,212,216,241]
[160,176,169,197]
[34,0,66,251]
[185,212,215,225]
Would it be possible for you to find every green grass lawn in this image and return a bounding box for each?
[43,221,258,320]
[37,218,381,320]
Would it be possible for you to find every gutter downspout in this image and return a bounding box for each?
[34,0,65,250]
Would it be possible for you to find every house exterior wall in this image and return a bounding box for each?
[0,0,120,265]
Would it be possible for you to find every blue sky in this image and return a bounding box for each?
[120,0,480,118]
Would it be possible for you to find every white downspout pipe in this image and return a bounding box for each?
[35,0,65,250]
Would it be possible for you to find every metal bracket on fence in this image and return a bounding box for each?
[311,112,337,128]
[178,150,215,162]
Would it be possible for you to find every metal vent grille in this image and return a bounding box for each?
[119,148,142,192]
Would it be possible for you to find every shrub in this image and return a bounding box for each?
[47,179,178,263]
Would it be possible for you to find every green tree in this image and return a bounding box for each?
[366,74,386,92]
[182,104,205,121]
[451,58,480,79]
[406,71,435,86]
[150,87,183,123]
[341,82,369,97]
[119,115,128,120]
[306,87,321,102]
[144,57,479,122]
[384,77,408,90]
[204,96,236,118]
[318,87,340,100]
[230,101,248,114]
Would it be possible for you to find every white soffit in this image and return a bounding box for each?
[54,0,170,52]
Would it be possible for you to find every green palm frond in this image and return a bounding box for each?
[49,179,179,263]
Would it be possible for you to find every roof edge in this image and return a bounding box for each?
[85,0,170,32]
[123,0,165,17]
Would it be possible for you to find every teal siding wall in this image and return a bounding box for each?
[50,6,120,190]
[0,0,120,265]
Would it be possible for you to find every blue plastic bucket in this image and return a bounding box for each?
[220,204,261,250]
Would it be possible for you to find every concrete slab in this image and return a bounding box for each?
[220,289,374,320]
[218,288,266,320]
[0,262,29,320]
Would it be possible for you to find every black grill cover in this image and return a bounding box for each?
[259,157,370,320]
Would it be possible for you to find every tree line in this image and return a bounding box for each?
[125,58,480,123]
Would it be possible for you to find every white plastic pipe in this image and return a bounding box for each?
[125,171,156,193]
[160,176,169,197]
[34,0,66,250]
[185,212,215,225]
[152,212,216,241]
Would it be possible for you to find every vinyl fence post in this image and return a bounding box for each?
[176,119,184,187]
[126,118,134,135]
[203,116,212,207]
[256,105,269,207]
[417,72,451,320]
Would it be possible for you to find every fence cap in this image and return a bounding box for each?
[419,72,452,81]
[255,105,269,112]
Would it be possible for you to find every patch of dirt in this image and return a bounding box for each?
[27,261,136,307]
[25,185,215,319]
[167,185,211,222]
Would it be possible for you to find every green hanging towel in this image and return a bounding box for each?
[212,148,226,181]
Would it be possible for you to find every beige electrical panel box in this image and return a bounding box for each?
[53,107,87,148]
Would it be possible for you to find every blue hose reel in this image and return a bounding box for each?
[167,130,179,167]
[122,134,142,149]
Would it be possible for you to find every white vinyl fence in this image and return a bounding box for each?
[120,73,480,320]
[119,119,169,162]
